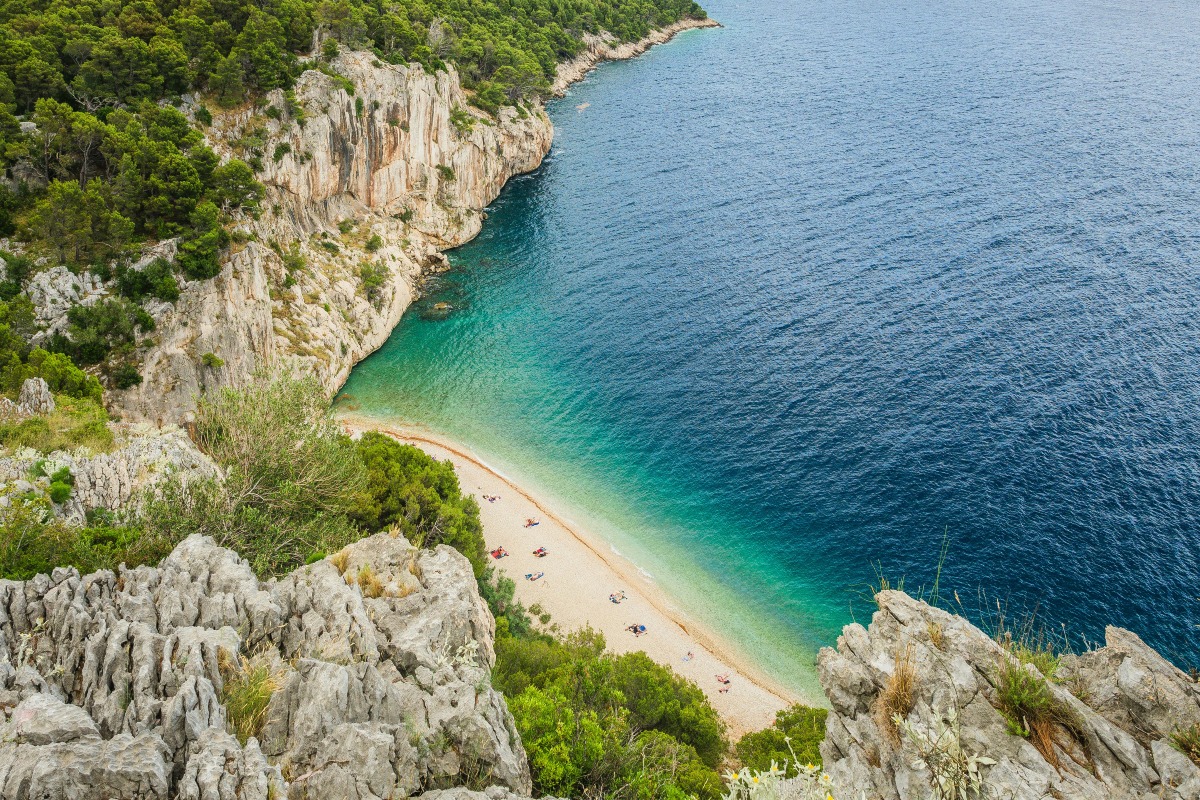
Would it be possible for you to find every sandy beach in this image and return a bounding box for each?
[340,417,800,736]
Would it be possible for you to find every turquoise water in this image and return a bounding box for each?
[340,0,1200,693]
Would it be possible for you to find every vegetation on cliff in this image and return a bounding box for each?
[0,371,835,799]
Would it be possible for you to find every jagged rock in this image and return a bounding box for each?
[0,532,532,800]
[5,693,99,744]
[0,397,21,420]
[818,590,1200,799]
[0,424,217,523]
[16,378,53,416]
[25,266,107,335]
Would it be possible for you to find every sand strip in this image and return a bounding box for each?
[341,417,800,736]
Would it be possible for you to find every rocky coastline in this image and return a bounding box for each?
[110,17,721,426]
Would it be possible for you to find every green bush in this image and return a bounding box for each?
[352,432,486,575]
[359,261,387,303]
[365,234,383,252]
[201,352,225,368]
[436,164,456,182]
[142,370,367,576]
[495,628,726,799]
[49,298,154,367]
[48,481,72,503]
[116,258,180,303]
[0,500,159,580]
[735,705,828,775]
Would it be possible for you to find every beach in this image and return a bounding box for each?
[340,417,800,736]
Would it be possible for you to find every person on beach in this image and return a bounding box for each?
[525,572,544,581]
[525,518,540,527]
[532,547,548,557]
[609,590,627,604]
[682,651,694,662]
[490,547,508,559]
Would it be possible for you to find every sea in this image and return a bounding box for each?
[338,0,1200,698]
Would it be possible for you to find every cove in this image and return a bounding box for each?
[339,0,1200,693]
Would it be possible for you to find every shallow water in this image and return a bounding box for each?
[340,0,1200,692]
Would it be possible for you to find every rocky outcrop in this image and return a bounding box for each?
[0,532,538,800]
[0,424,216,523]
[16,378,53,417]
[550,17,720,95]
[112,52,552,425]
[818,590,1200,799]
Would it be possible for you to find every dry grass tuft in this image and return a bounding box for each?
[876,643,917,742]
[927,621,946,650]
[356,564,385,598]
[329,549,349,575]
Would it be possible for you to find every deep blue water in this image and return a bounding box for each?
[341,0,1200,691]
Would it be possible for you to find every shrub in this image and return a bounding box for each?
[272,143,291,162]
[436,164,456,182]
[50,298,154,367]
[116,258,180,303]
[320,241,340,254]
[365,234,383,252]
[352,432,485,576]
[735,705,828,776]
[338,219,355,235]
[359,261,387,303]
[142,370,368,576]
[201,352,225,368]
[0,500,155,579]
[48,481,72,504]
[112,364,143,389]
[495,628,727,799]
[195,105,213,125]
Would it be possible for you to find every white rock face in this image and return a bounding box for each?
[111,53,553,425]
[25,266,106,335]
[0,532,541,800]
[0,424,217,522]
[16,378,53,416]
[817,590,1200,800]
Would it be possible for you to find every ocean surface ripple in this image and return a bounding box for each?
[341,0,1200,692]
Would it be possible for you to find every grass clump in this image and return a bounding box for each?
[0,395,114,455]
[221,652,282,745]
[876,643,917,741]
[356,563,385,598]
[993,658,1084,768]
[1171,724,1200,766]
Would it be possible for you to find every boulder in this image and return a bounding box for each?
[16,378,53,416]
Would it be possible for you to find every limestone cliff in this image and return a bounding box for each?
[0,532,548,800]
[110,17,719,425]
[112,52,552,424]
[817,590,1200,799]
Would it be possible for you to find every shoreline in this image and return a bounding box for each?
[551,17,722,96]
[339,415,803,737]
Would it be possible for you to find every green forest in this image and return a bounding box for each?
[0,0,705,386]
